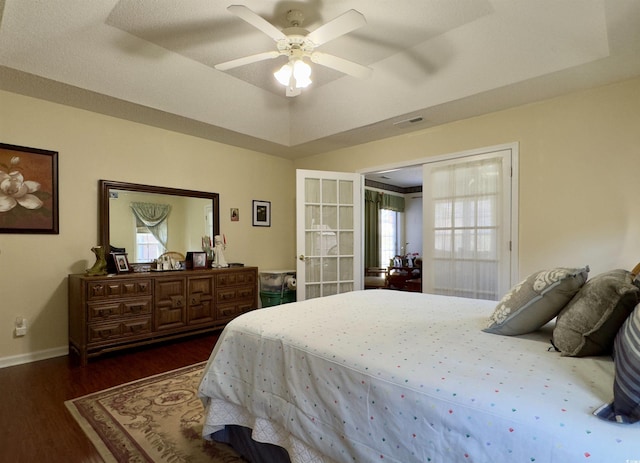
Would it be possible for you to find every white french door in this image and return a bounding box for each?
[296,170,362,301]
[422,148,516,300]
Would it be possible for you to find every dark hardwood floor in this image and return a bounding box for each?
[0,332,221,462]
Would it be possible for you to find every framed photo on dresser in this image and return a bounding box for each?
[112,253,130,274]
[186,251,207,269]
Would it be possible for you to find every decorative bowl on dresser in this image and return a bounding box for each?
[68,267,257,365]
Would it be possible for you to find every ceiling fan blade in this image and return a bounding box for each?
[215,50,280,71]
[306,9,366,46]
[227,5,287,41]
[311,52,372,79]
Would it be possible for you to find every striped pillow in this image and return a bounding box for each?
[594,303,640,423]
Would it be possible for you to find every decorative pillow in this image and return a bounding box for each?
[552,269,640,357]
[483,266,589,336]
[594,303,640,423]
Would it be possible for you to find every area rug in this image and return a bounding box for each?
[65,362,246,463]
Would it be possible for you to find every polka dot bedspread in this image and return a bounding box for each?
[198,290,639,463]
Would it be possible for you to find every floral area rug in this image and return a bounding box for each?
[65,362,246,463]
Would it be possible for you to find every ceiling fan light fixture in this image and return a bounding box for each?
[293,59,312,88]
[274,58,312,92]
[274,62,292,86]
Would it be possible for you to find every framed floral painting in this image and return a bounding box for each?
[0,143,59,234]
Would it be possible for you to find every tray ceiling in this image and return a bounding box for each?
[1,0,639,159]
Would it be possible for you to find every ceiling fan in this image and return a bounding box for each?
[215,5,373,97]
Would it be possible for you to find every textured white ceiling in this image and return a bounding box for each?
[1,0,639,160]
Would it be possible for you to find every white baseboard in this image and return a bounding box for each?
[0,346,69,369]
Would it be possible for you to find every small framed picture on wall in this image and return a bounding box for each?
[252,200,271,227]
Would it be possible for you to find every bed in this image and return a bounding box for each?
[198,289,639,463]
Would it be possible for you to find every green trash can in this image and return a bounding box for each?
[259,270,296,307]
[260,290,296,307]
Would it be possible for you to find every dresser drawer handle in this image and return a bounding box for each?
[98,328,116,338]
[91,285,104,297]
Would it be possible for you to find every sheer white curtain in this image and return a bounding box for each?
[423,151,512,300]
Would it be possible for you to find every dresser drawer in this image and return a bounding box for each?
[88,317,152,344]
[216,301,254,320]
[87,321,122,343]
[215,270,256,288]
[87,302,122,321]
[217,286,255,302]
[122,298,152,317]
[237,286,255,300]
[88,297,152,321]
[215,273,238,287]
[86,279,152,301]
[121,317,152,337]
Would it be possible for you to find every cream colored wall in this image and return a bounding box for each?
[0,90,296,364]
[2,77,639,364]
[295,77,640,279]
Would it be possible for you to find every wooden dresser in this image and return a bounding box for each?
[68,267,257,365]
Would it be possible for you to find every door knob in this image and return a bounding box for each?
[298,254,305,261]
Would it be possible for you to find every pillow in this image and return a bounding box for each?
[594,303,640,423]
[483,266,589,336]
[552,269,640,357]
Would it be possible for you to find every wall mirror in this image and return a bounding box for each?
[99,180,220,263]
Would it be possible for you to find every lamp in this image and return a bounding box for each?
[274,58,312,91]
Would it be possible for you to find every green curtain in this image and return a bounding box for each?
[364,190,382,268]
[364,190,405,268]
[381,194,405,212]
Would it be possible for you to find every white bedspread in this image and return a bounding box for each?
[198,290,640,463]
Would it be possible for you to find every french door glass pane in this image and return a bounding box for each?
[305,179,320,203]
[303,175,356,299]
[322,179,337,203]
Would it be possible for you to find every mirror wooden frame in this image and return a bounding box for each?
[99,180,220,262]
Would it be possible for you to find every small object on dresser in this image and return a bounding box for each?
[212,234,229,268]
[228,263,244,267]
[111,252,130,274]
[186,251,207,269]
[86,246,108,276]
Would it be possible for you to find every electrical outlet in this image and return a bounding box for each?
[15,317,27,337]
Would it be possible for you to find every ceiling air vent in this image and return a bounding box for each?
[393,116,424,129]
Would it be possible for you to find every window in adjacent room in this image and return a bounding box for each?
[380,208,400,267]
